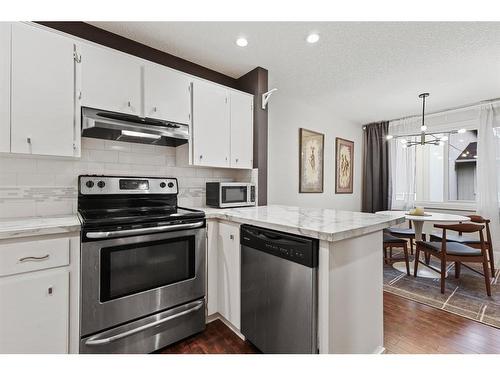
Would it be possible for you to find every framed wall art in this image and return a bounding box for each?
[335,137,354,194]
[299,128,324,193]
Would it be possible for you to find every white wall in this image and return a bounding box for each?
[268,94,363,211]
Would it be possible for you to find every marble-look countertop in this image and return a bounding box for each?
[198,205,405,242]
[0,215,81,240]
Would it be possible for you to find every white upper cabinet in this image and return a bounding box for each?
[144,64,191,124]
[192,79,231,168]
[0,23,10,153]
[11,23,77,157]
[79,43,141,115]
[230,91,253,169]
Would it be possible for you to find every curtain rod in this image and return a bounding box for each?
[385,96,500,124]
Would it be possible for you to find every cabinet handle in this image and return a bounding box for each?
[48,286,53,295]
[153,106,157,112]
[26,137,31,144]
[230,234,234,240]
[127,101,131,108]
[235,158,239,163]
[19,254,50,262]
[199,155,203,160]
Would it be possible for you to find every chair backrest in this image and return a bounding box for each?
[468,215,493,247]
[434,223,486,256]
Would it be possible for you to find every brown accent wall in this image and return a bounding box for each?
[36,21,238,89]
[236,68,268,205]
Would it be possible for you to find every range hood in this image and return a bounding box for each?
[81,107,189,147]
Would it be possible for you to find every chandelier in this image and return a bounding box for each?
[386,92,465,148]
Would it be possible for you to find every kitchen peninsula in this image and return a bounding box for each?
[201,205,405,354]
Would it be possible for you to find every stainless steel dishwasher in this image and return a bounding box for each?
[240,224,318,354]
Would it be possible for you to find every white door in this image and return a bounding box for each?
[11,23,76,156]
[144,64,191,124]
[230,91,254,169]
[0,269,69,353]
[79,43,141,115]
[192,79,230,168]
[0,23,10,153]
[217,221,241,329]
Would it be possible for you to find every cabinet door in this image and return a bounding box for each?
[206,220,219,316]
[80,43,141,115]
[192,79,230,168]
[11,23,76,156]
[144,64,191,124]
[0,23,10,153]
[217,222,240,329]
[230,91,254,169]
[0,269,69,353]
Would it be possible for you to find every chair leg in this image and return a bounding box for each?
[424,253,430,265]
[487,244,495,277]
[410,239,414,255]
[403,243,410,276]
[440,256,446,294]
[414,247,420,277]
[482,257,492,297]
[454,262,461,279]
[383,247,388,264]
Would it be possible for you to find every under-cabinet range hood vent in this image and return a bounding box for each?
[81,107,189,147]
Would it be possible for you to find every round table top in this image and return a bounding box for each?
[376,210,471,223]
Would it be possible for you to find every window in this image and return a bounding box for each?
[415,130,477,205]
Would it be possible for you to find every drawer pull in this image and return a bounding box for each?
[19,254,50,262]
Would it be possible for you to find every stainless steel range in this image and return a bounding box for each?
[78,175,206,354]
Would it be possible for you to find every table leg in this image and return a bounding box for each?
[412,220,424,242]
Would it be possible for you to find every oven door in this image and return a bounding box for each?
[81,221,206,336]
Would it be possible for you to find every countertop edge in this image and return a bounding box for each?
[0,216,81,241]
[205,211,405,242]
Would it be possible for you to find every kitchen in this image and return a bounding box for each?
[0,20,401,355]
[1,5,500,372]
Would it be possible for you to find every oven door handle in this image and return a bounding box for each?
[83,300,204,347]
[86,221,205,239]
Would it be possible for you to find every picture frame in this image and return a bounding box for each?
[335,137,354,194]
[299,128,324,193]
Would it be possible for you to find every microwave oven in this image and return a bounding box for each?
[206,182,256,208]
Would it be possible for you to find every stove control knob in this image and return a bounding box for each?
[167,182,174,188]
[85,180,94,188]
[160,182,166,188]
[97,181,106,189]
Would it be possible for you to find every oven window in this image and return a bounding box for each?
[222,186,247,203]
[100,237,195,302]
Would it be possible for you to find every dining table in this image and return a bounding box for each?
[376,210,471,278]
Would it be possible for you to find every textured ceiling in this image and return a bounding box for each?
[89,22,500,124]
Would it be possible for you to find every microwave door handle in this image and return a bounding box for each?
[86,221,204,239]
[83,300,204,346]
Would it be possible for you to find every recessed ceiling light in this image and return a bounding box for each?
[306,33,320,44]
[236,37,248,47]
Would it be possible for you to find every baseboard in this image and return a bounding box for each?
[206,313,246,341]
[373,346,386,354]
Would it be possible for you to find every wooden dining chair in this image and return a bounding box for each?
[415,223,491,296]
[430,215,495,276]
[383,232,410,275]
[387,220,425,255]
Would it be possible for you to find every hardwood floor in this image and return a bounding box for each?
[160,292,500,354]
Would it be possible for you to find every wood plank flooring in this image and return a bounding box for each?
[160,292,500,354]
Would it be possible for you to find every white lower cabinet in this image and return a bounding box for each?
[217,221,241,330]
[0,268,69,353]
[0,233,79,354]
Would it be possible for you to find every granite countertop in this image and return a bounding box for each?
[0,215,81,240]
[199,205,405,242]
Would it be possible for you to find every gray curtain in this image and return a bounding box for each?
[362,121,390,213]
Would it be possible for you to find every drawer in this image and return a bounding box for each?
[0,237,70,277]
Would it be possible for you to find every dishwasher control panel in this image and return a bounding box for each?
[240,224,318,268]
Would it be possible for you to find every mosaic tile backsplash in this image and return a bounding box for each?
[0,137,255,218]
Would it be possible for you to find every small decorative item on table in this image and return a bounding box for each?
[335,137,354,194]
[299,128,324,193]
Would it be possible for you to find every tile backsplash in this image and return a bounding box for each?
[0,137,255,218]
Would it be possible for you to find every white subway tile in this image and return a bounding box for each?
[105,140,132,152]
[17,173,56,187]
[0,157,37,173]
[81,137,105,150]
[0,172,17,186]
[35,200,74,216]
[84,149,119,163]
[0,200,36,218]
